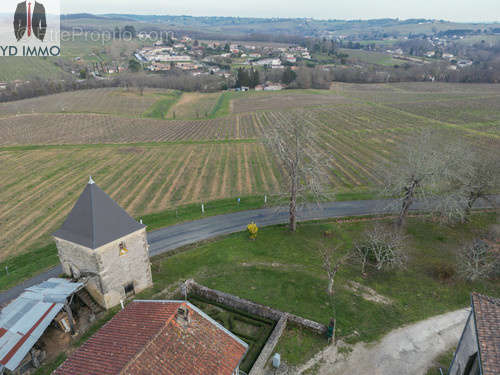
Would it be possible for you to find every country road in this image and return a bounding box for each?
[1,196,498,306]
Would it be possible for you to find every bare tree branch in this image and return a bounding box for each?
[263,110,333,231]
[320,243,348,295]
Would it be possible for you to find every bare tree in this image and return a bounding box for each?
[458,145,499,218]
[380,130,459,228]
[263,111,332,231]
[457,239,498,281]
[353,224,408,273]
[432,140,499,223]
[320,243,348,295]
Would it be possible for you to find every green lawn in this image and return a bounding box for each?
[0,57,66,81]
[338,48,402,66]
[143,91,182,119]
[140,213,498,365]
[426,348,456,375]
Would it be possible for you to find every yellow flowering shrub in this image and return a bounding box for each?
[247,222,258,240]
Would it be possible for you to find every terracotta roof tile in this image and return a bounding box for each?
[472,293,500,375]
[53,301,247,375]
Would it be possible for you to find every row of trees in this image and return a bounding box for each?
[264,117,498,234]
[0,72,228,103]
[235,68,260,88]
[382,130,499,227]
[261,115,498,295]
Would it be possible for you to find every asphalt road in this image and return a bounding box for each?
[1,197,497,306]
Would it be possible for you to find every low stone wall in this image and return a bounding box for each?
[185,279,327,335]
[249,314,288,375]
[185,280,329,375]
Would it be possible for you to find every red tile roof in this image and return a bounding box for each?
[472,293,500,375]
[54,301,248,375]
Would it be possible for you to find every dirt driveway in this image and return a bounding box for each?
[299,308,469,375]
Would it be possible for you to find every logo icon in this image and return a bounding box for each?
[1,0,59,56]
[14,1,47,41]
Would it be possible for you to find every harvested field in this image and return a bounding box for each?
[0,88,169,117]
[0,113,260,145]
[388,96,500,128]
[231,91,352,113]
[2,82,500,263]
[0,143,281,260]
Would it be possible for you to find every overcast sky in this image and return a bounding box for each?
[60,0,500,23]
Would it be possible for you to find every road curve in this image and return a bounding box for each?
[1,197,497,306]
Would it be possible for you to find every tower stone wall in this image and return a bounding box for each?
[55,228,153,310]
[53,178,154,310]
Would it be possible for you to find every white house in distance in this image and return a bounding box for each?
[53,177,153,310]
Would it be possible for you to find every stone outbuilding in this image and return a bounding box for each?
[53,177,153,310]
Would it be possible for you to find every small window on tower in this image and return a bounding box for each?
[119,242,128,256]
[124,282,135,297]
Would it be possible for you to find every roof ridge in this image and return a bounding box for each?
[119,302,181,375]
[472,292,500,306]
[90,183,96,250]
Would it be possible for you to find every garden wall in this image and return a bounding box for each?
[185,279,327,334]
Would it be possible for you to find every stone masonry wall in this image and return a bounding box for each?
[249,314,288,375]
[185,280,328,375]
[55,228,153,310]
[55,237,99,277]
[185,280,327,334]
[95,228,153,309]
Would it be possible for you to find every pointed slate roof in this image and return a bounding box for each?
[53,178,145,249]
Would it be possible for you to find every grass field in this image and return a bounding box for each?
[339,48,403,66]
[139,213,499,365]
[0,57,66,81]
[1,82,499,263]
[0,88,168,117]
[168,92,222,119]
[143,91,182,119]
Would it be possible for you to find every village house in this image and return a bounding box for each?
[448,293,499,375]
[148,62,171,72]
[53,177,153,310]
[53,300,248,375]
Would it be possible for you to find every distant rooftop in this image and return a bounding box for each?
[53,178,145,249]
[471,293,500,375]
[53,300,248,375]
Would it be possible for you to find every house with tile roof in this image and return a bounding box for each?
[448,293,500,375]
[53,177,153,310]
[53,300,248,375]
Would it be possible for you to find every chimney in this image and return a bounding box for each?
[176,305,190,327]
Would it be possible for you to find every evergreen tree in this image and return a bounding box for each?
[282,67,297,85]
[236,68,250,88]
[249,68,260,88]
[123,25,137,38]
[128,59,141,72]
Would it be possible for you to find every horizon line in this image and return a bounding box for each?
[59,12,500,24]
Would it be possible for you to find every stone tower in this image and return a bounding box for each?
[53,177,153,310]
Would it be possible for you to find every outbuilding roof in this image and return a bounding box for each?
[0,278,83,371]
[54,300,248,375]
[53,177,145,249]
[471,293,500,375]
